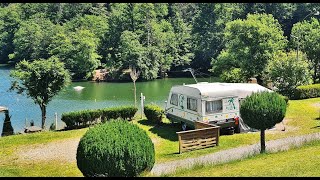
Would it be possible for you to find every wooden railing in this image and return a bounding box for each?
[176,121,220,154]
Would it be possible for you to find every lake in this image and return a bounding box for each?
[0,65,219,134]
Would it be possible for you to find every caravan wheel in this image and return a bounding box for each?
[181,122,187,131]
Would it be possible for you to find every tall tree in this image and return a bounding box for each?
[167,3,194,72]
[213,13,287,84]
[49,29,101,79]
[10,57,70,129]
[291,17,320,83]
[248,3,297,38]
[0,4,21,63]
[118,30,143,106]
[191,3,246,72]
[267,50,312,97]
[64,14,109,62]
[10,14,59,62]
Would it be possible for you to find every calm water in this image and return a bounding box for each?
[0,65,218,134]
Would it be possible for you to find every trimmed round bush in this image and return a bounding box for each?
[76,119,155,177]
[240,91,287,130]
[240,91,287,153]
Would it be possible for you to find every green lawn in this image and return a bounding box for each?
[134,97,320,163]
[167,140,320,177]
[0,97,319,177]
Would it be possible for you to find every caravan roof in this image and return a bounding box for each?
[171,82,272,99]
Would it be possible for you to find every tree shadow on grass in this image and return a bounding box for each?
[311,125,320,129]
[138,119,180,142]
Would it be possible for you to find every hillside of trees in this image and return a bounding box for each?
[0,3,319,84]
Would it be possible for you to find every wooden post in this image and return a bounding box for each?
[216,128,220,146]
[141,93,144,119]
[55,112,58,130]
[178,134,182,154]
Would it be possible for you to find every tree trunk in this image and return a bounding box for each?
[260,129,266,153]
[134,80,137,108]
[40,104,47,129]
[314,65,317,84]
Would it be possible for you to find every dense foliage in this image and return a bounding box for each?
[212,13,288,84]
[291,18,320,83]
[10,57,70,129]
[144,104,164,124]
[240,91,287,153]
[293,84,320,99]
[61,106,137,129]
[1,3,319,82]
[76,120,155,177]
[267,50,312,98]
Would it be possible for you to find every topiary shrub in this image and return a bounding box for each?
[118,106,138,120]
[144,104,164,124]
[76,119,155,177]
[279,95,289,105]
[293,84,320,99]
[240,91,287,153]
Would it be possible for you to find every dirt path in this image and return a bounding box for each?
[17,137,81,163]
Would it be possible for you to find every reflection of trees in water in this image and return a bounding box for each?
[1,110,14,136]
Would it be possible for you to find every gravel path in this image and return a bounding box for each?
[18,137,81,163]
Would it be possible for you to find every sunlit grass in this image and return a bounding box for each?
[134,98,320,163]
[0,98,319,176]
[0,161,82,177]
[167,140,320,177]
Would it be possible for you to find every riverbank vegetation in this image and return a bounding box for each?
[0,97,319,176]
[1,3,320,85]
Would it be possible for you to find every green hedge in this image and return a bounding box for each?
[144,104,164,124]
[61,106,138,129]
[293,84,320,99]
[279,95,289,105]
[76,120,155,177]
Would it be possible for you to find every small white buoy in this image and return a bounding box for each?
[73,86,85,91]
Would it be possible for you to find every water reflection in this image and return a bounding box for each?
[0,65,219,134]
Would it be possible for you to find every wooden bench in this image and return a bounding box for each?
[176,121,220,154]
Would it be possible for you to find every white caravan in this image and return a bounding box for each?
[165,82,272,134]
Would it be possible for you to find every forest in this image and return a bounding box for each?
[0,3,319,87]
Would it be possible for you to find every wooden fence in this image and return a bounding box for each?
[176,121,220,154]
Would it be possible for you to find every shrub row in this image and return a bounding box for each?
[144,104,164,124]
[293,84,320,100]
[61,106,138,129]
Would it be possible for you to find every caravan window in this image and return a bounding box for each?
[206,100,222,114]
[170,93,178,106]
[187,97,197,111]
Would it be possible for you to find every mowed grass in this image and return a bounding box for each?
[134,98,320,163]
[0,128,87,177]
[167,140,320,177]
[0,98,319,176]
[0,161,82,177]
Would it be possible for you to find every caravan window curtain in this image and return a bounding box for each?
[187,97,197,111]
[206,100,222,114]
[170,93,178,106]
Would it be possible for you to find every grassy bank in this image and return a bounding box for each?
[0,98,319,176]
[167,140,320,177]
